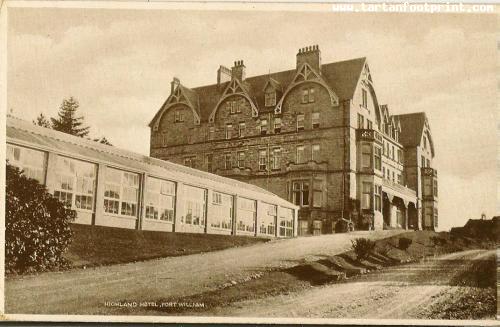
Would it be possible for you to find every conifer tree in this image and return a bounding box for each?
[50,97,90,137]
[32,113,51,128]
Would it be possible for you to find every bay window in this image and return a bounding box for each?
[292,181,309,206]
[362,182,372,210]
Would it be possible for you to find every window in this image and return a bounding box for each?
[397,174,402,185]
[258,150,267,171]
[225,124,233,139]
[292,181,309,206]
[260,119,268,135]
[426,159,430,167]
[227,100,241,114]
[237,198,256,233]
[182,185,206,226]
[383,167,386,179]
[433,179,438,197]
[424,177,432,196]
[421,155,426,167]
[296,145,306,164]
[362,182,372,210]
[259,203,276,236]
[424,204,433,228]
[367,120,373,130]
[279,208,294,237]
[434,208,439,228]
[104,168,139,217]
[184,157,195,168]
[224,153,232,170]
[397,149,403,163]
[208,126,215,141]
[357,114,364,129]
[274,117,282,133]
[374,185,381,211]
[392,171,395,182]
[145,177,175,222]
[6,144,47,184]
[211,192,233,230]
[53,156,97,211]
[312,144,320,162]
[362,89,368,108]
[361,144,372,169]
[296,114,305,131]
[391,145,395,160]
[313,179,324,208]
[271,148,281,170]
[238,122,246,138]
[206,154,213,172]
[265,92,276,107]
[423,136,427,149]
[301,87,315,103]
[237,151,245,168]
[174,110,184,123]
[312,112,320,129]
[374,147,381,170]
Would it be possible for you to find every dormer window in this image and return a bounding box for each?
[301,87,315,104]
[265,92,276,107]
[174,110,184,123]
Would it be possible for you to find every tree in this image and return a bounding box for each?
[5,163,76,274]
[51,97,90,137]
[33,113,51,128]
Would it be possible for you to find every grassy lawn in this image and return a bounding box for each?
[65,223,268,268]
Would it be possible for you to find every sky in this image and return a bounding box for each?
[6,6,498,230]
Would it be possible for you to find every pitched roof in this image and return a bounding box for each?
[159,57,367,123]
[393,112,433,154]
[6,115,296,208]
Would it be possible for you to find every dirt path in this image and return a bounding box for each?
[5,230,403,314]
[208,249,496,320]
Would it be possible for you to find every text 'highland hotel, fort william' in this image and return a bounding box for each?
[149,45,439,235]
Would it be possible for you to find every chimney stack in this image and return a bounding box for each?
[170,77,180,94]
[217,65,232,86]
[296,45,321,73]
[231,60,246,81]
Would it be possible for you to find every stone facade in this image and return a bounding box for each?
[149,45,438,234]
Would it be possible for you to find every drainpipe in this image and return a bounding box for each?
[341,100,346,221]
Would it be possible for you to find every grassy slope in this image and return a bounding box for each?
[142,230,496,317]
[65,223,268,268]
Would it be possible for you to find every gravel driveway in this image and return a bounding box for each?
[6,230,402,315]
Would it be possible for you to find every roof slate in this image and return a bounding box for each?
[393,112,427,148]
[174,57,367,123]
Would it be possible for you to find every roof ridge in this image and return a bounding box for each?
[7,116,281,196]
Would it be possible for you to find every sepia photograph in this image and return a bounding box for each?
[1,1,498,324]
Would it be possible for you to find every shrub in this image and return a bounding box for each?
[376,244,391,257]
[431,236,447,246]
[351,238,376,260]
[398,237,413,251]
[6,163,76,274]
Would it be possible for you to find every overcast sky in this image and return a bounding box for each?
[7,7,497,230]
